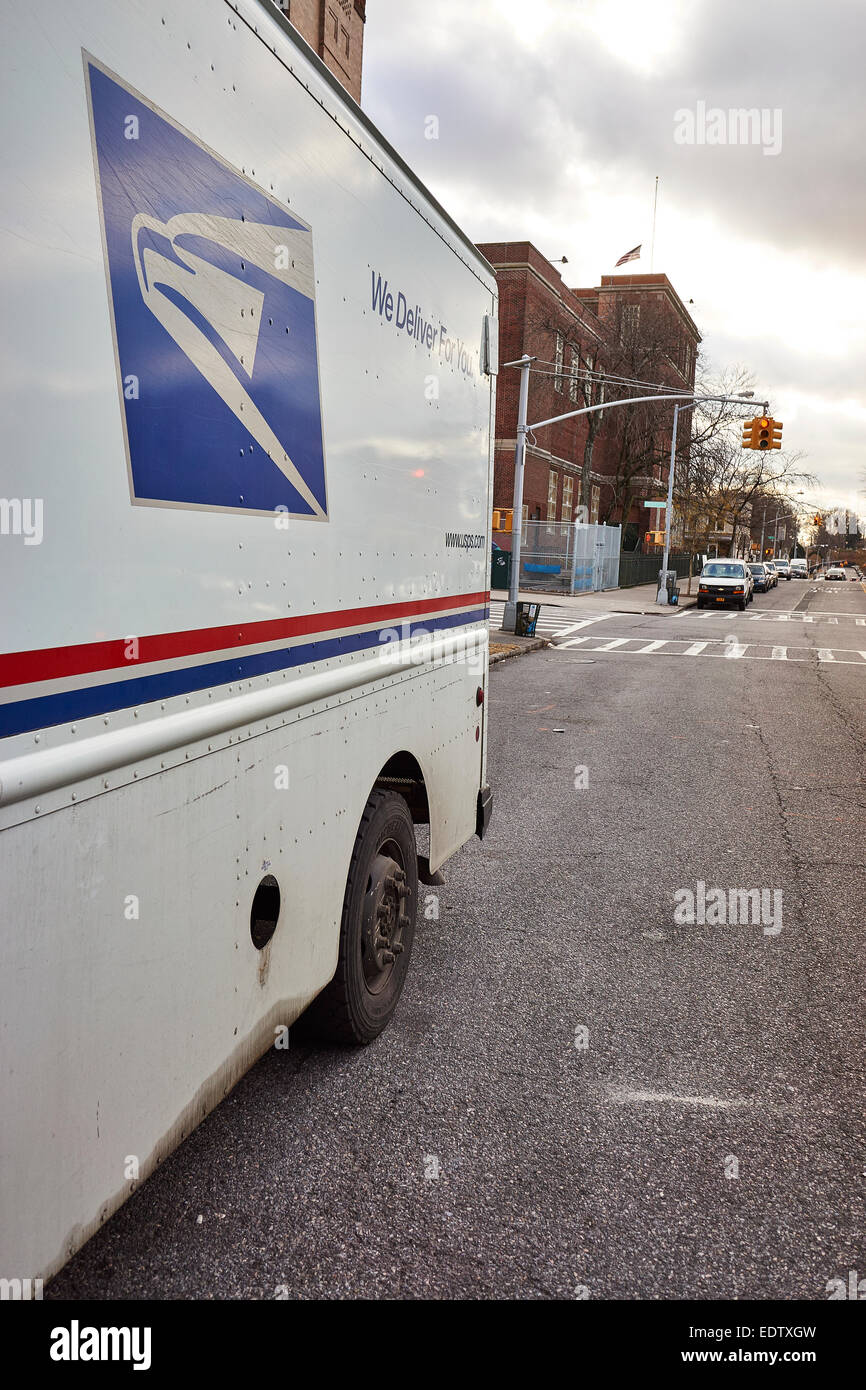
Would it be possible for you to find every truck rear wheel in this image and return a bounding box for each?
[302,790,418,1044]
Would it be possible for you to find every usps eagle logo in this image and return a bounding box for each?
[85,57,328,519]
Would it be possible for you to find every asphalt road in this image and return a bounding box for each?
[49,577,866,1300]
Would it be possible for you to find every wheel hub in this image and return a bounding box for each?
[362,853,410,988]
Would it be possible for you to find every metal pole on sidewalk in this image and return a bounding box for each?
[502,355,532,633]
[657,402,679,604]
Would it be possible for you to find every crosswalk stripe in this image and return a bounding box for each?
[771,646,787,660]
[725,643,748,658]
[551,614,612,635]
[683,641,708,655]
[595,637,630,650]
[559,636,591,648]
[817,649,835,661]
[636,640,667,653]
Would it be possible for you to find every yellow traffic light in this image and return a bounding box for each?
[813,513,822,526]
[742,416,783,450]
[492,509,513,532]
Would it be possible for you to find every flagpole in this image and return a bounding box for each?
[650,175,659,272]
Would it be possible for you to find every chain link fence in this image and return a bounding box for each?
[515,521,622,593]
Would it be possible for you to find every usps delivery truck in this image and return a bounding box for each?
[0,0,496,1284]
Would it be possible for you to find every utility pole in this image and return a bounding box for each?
[497,363,759,628]
[502,355,533,634]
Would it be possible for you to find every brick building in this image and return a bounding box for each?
[276,0,367,103]
[478,242,701,550]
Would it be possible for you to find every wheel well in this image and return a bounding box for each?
[374,751,430,825]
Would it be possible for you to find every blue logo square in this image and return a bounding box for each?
[86,57,328,518]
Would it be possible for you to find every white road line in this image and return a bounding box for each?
[551,614,613,636]
[543,644,866,666]
[595,637,631,651]
[817,649,835,661]
[827,617,838,624]
[857,619,866,626]
[725,643,748,659]
[684,641,708,656]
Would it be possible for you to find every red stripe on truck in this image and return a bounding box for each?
[0,591,491,689]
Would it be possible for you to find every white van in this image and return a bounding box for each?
[0,0,497,1284]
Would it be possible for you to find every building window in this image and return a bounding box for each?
[563,474,573,520]
[547,469,559,522]
[582,349,596,405]
[568,347,579,402]
[621,304,640,341]
[554,332,564,393]
[591,485,600,524]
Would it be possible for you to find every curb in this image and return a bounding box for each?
[489,637,549,664]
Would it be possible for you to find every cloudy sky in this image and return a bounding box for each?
[362,0,866,523]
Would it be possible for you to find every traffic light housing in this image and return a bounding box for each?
[492,508,513,532]
[813,513,822,527]
[741,416,783,450]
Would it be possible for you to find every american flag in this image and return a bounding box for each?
[615,244,641,266]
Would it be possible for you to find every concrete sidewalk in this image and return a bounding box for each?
[490,579,699,619]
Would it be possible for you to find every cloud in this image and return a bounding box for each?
[362,0,866,509]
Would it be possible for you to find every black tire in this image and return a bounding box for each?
[300,790,418,1045]
[738,598,746,610]
[697,599,704,608]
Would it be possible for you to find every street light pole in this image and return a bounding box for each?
[659,401,681,600]
[502,355,533,634]
[496,361,762,627]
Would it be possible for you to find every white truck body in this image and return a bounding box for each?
[0,0,496,1283]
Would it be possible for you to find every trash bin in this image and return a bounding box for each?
[491,548,511,590]
[515,601,540,636]
[657,568,677,604]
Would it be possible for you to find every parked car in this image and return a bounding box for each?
[763,561,779,588]
[747,562,772,593]
[789,559,808,578]
[697,560,754,609]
